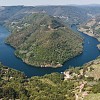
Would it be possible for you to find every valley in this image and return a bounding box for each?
[0,4,100,100]
[0,24,99,77]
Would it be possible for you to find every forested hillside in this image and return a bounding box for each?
[6,13,83,68]
[1,5,100,25]
[0,57,100,100]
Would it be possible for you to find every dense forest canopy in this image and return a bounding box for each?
[0,57,100,100]
[6,13,83,67]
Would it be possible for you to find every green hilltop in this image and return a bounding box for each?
[6,13,83,68]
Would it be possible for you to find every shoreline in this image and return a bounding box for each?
[5,40,83,69]
[78,27,95,37]
[14,48,83,68]
[78,26,100,50]
[1,24,100,77]
[77,26,100,42]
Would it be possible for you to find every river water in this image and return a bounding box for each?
[0,25,100,77]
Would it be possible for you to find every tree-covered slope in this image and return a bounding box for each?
[6,13,83,68]
[1,5,100,26]
[0,57,100,100]
[0,6,88,25]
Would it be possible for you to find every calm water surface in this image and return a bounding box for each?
[0,25,100,77]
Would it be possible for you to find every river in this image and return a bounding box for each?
[0,25,100,77]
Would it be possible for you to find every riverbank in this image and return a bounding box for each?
[0,25,100,77]
[14,47,83,68]
[1,57,100,100]
[78,25,100,50]
[14,51,63,68]
[78,17,100,43]
[78,27,94,37]
[97,44,100,50]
